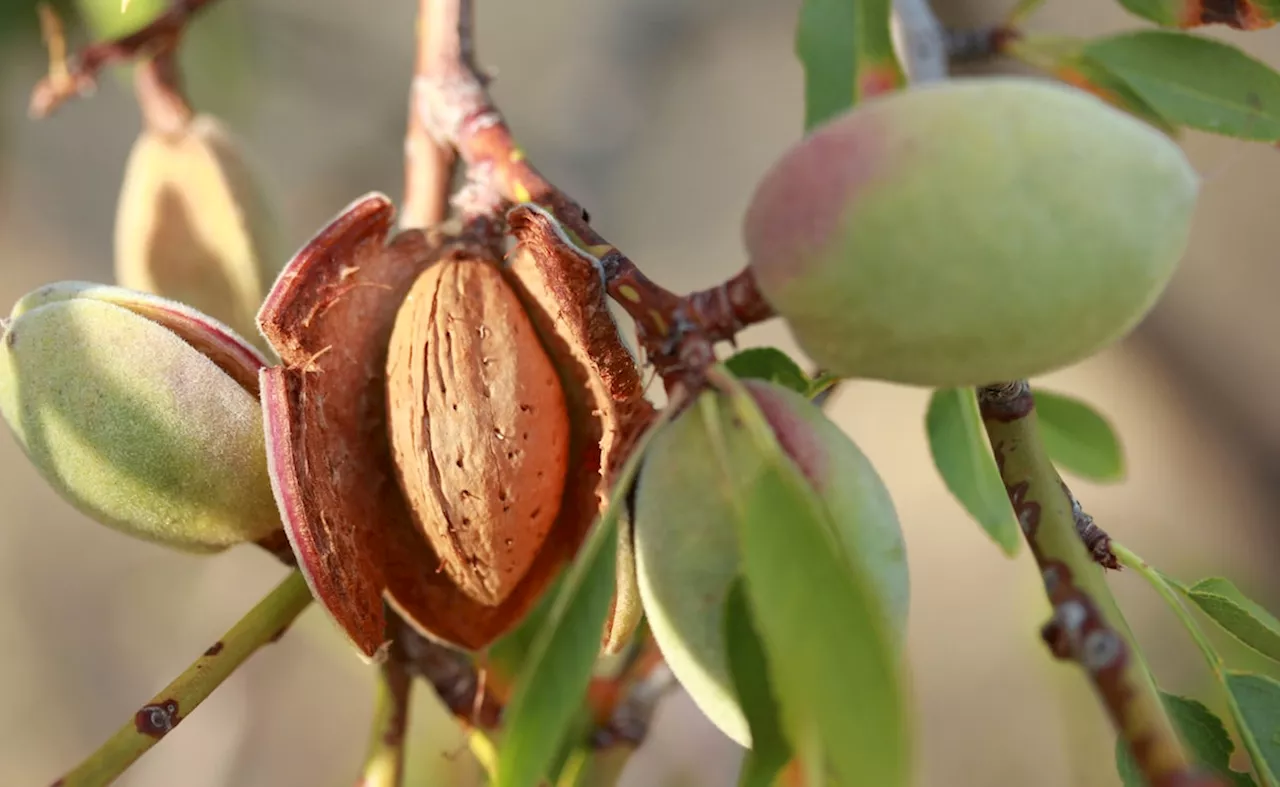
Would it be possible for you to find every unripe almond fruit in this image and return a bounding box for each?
[634,379,909,747]
[385,259,572,608]
[0,284,277,551]
[115,114,278,346]
[744,77,1199,387]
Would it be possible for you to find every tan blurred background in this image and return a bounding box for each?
[1,0,1278,785]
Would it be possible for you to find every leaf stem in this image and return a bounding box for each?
[1112,542,1278,787]
[356,659,413,787]
[53,569,313,787]
[977,381,1220,787]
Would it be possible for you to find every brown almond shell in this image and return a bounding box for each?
[385,205,654,651]
[257,194,655,658]
[257,194,435,657]
[499,205,655,653]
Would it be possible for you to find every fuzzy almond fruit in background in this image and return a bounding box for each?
[115,114,278,346]
[744,77,1200,388]
[0,282,279,551]
[633,378,909,747]
[385,259,571,609]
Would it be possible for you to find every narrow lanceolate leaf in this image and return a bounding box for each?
[724,347,811,395]
[495,413,668,787]
[1225,672,1280,783]
[1085,31,1280,141]
[796,0,905,130]
[487,572,566,686]
[1056,56,1179,134]
[1116,0,1278,29]
[723,579,792,787]
[1003,35,1177,134]
[1183,578,1280,664]
[1033,390,1126,483]
[709,390,911,787]
[925,389,1021,556]
[1115,691,1258,787]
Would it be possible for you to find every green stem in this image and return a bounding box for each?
[1113,542,1277,787]
[1111,544,1221,667]
[357,659,413,787]
[55,569,313,787]
[977,382,1212,787]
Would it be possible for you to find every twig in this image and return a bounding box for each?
[30,0,219,119]
[588,661,676,750]
[392,615,503,730]
[52,570,313,787]
[978,382,1222,787]
[943,25,1019,65]
[391,608,671,763]
[132,50,193,135]
[356,659,412,787]
[412,0,775,384]
[400,0,458,230]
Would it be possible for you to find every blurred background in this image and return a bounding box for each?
[0,0,1278,784]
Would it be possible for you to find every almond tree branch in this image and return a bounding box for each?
[52,570,313,787]
[29,0,218,118]
[978,382,1221,787]
[356,658,412,787]
[391,615,504,731]
[413,0,775,384]
[400,0,459,230]
[389,613,669,758]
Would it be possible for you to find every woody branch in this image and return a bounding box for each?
[29,0,216,118]
[978,381,1221,787]
[412,0,775,384]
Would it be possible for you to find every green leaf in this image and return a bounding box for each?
[1226,672,1280,783]
[1004,35,1177,134]
[1085,31,1280,141]
[1115,691,1258,786]
[925,389,1021,556]
[1114,0,1183,26]
[795,0,904,130]
[1033,390,1126,483]
[723,579,792,787]
[494,413,669,787]
[1183,578,1280,665]
[487,571,566,679]
[724,348,811,395]
[708,386,911,787]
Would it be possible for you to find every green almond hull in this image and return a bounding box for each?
[745,77,1199,387]
[0,298,278,551]
[633,381,908,747]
